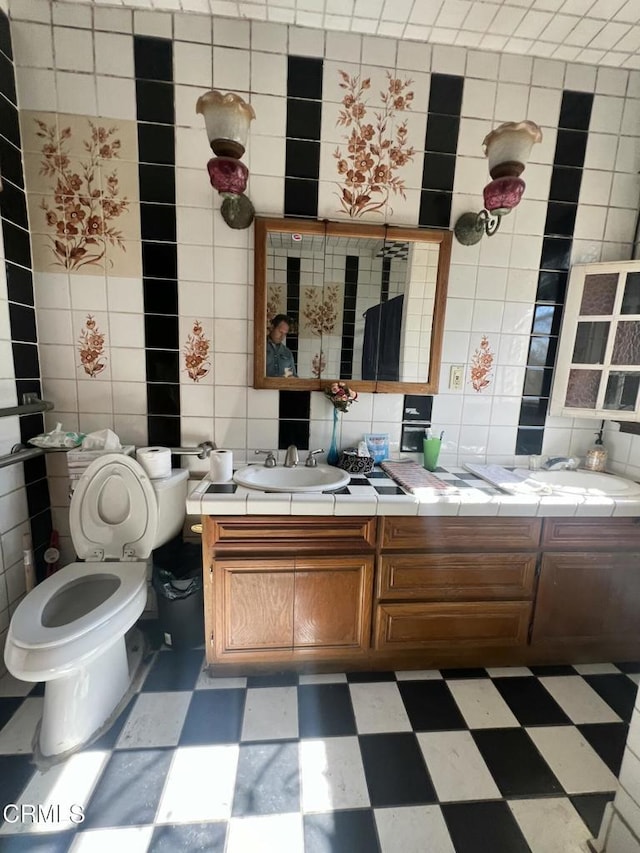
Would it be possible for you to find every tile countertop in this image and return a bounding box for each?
[186,466,640,519]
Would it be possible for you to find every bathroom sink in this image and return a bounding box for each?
[233,464,351,493]
[525,469,640,497]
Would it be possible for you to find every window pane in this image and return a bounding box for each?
[611,321,640,364]
[604,372,640,411]
[622,273,640,314]
[565,369,600,408]
[580,273,618,315]
[572,321,609,364]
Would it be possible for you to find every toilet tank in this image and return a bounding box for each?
[151,469,189,548]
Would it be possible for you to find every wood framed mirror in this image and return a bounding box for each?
[253,217,452,393]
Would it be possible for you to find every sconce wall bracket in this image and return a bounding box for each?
[454,210,502,246]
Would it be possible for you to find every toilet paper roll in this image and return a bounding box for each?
[136,446,172,479]
[210,449,233,482]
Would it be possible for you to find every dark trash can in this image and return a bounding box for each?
[152,536,204,649]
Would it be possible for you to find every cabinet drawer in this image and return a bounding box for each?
[380,517,541,552]
[374,601,532,651]
[542,518,640,551]
[377,553,536,601]
[206,516,376,553]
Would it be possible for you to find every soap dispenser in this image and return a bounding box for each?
[584,428,608,472]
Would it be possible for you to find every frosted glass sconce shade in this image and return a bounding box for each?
[483,121,543,179]
[196,91,255,158]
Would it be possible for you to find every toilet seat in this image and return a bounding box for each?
[9,561,147,651]
[70,454,158,561]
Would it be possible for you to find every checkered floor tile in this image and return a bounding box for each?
[0,633,637,852]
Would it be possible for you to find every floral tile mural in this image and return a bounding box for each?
[470,335,494,392]
[77,314,107,378]
[333,70,416,218]
[22,111,141,277]
[183,320,212,382]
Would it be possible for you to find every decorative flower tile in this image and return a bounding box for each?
[183,320,212,383]
[470,335,494,392]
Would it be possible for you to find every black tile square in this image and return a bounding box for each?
[584,674,638,722]
[0,93,20,148]
[9,303,36,343]
[2,221,31,268]
[441,667,489,679]
[278,418,309,451]
[279,389,310,420]
[419,189,451,229]
[288,56,323,100]
[347,477,370,487]
[150,823,226,852]
[134,35,173,82]
[147,382,180,416]
[285,138,320,180]
[519,397,548,428]
[0,10,13,61]
[0,178,28,228]
[441,801,530,853]
[533,304,563,336]
[284,177,318,218]
[428,74,464,116]
[0,756,36,821]
[29,507,52,550]
[135,79,175,125]
[298,683,357,737]
[403,394,433,422]
[6,263,33,306]
[374,485,405,495]
[0,50,15,105]
[425,113,459,154]
[180,689,245,745]
[614,661,640,673]
[529,664,577,676]
[473,728,563,797]
[138,122,174,166]
[304,810,380,853]
[347,672,397,683]
[138,163,175,204]
[246,672,299,688]
[537,270,568,304]
[143,277,178,315]
[286,98,322,140]
[545,202,577,238]
[146,349,179,383]
[559,90,593,131]
[0,136,24,188]
[206,483,237,494]
[83,749,173,828]
[549,166,582,204]
[555,129,588,168]
[145,313,179,349]
[20,420,45,460]
[0,831,77,851]
[142,241,177,279]
[141,647,203,691]
[232,741,300,816]
[422,152,456,192]
[140,202,177,242]
[398,680,467,731]
[492,677,571,726]
[26,478,50,517]
[527,335,558,368]
[11,342,39,379]
[147,414,180,447]
[541,236,573,271]
[359,732,436,807]
[578,722,628,775]
[515,427,544,455]
[0,696,23,731]
[570,793,615,836]
[401,423,427,453]
[524,367,553,397]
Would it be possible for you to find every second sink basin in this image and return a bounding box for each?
[526,469,640,497]
[233,464,351,493]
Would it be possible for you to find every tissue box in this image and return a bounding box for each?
[338,450,374,475]
[67,445,135,481]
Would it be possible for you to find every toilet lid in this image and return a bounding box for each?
[70,454,158,561]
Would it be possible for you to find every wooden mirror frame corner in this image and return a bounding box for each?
[253,217,452,394]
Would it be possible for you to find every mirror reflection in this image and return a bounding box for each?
[255,219,451,393]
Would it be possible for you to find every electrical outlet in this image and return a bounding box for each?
[449,365,464,390]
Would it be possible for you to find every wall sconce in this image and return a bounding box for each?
[454,120,543,246]
[196,90,256,229]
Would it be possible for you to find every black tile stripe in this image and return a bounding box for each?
[285,55,323,218]
[285,256,300,362]
[0,11,51,577]
[339,255,358,380]
[419,74,463,229]
[134,36,180,450]
[516,90,594,456]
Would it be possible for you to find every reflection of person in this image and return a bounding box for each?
[266,314,297,377]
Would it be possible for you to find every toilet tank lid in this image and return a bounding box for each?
[150,469,189,491]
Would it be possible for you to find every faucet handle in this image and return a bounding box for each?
[255,449,278,468]
[305,449,324,468]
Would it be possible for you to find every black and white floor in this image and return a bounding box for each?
[0,629,638,852]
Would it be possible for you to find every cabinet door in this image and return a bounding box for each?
[531,552,640,645]
[215,558,295,657]
[293,556,373,655]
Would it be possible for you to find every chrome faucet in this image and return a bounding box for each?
[305,449,324,468]
[255,449,277,468]
[542,456,580,471]
[284,445,299,468]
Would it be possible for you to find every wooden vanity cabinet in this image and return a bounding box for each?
[203,516,375,665]
[374,517,541,654]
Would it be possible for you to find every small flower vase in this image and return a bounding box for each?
[327,408,340,466]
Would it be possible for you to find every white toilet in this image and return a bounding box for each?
[4,453,189,758]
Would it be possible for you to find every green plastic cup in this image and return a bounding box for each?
[423,438,442,471]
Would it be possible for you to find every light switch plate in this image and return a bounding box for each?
[449,365,464,390]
